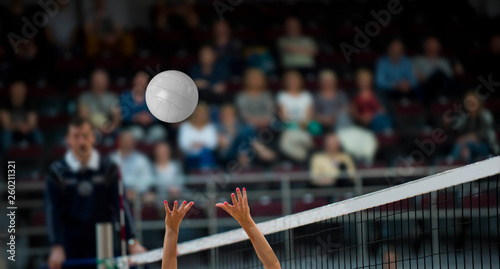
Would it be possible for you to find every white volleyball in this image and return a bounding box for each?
[145,70,199,123]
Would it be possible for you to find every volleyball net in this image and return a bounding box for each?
[110,156,499,268]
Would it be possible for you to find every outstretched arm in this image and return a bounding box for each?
[162,200,194,269]
[216,188,281,269]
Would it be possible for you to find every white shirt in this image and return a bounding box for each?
[110,151,153,193]
[277,91,313,122]
[178,122,218,154]
[47,2,78,46]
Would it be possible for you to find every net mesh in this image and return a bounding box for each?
[173,174,499,268]
[125,158,500,269]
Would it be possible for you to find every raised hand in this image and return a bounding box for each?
[216,187,251,225]
[215,188,281,269]
[162,200,194,269]
[164,200,194,232]
[48,245,65,269]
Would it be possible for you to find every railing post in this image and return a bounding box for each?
[206,178,218,268]
[133,198,144,269]
[96,222,113,269]
[354,173,363,196]
[281,175,294,268]
[281,175,292,216]
[134,198,143,246]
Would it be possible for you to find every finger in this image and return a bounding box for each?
[236,188,243,204]
[185,201,194,212]
[182,201,194,216]
[173,201,178,213]
[216,202,231,211]
[164,200,171,214]
[48,260,54,269]
[179,200,187,211]
[231,193,238,206]
[243,187,247,204]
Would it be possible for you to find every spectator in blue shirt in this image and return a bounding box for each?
[190,45,229,104]
[212,20,242,75]
[375,39,419,101]
[120,71,167,142]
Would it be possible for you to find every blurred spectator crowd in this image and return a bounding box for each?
[1,0,500,203]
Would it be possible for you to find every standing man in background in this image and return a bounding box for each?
[45,118,146,269]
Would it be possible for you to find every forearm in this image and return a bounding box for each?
[112,112,122,127]
[161,228,178,269]
[0,111,12,129]
[240,219,280,269]
[28,113,37,129]
[296,46,317,55]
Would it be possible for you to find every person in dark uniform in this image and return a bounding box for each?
[45,118,146,269]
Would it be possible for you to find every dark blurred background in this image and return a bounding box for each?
[0,0,499,268]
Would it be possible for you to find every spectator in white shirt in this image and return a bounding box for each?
[153,142,183,200]
[45,1,79,56]
[178,102,218,171]
[110,131,154,201]
[277,70,314,129]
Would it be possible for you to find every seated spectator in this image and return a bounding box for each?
[151,0,199,31]
[414,37,462,101]
[120,71,167,142]
[414,37,453,82]
[190,45,229,104]
[314,70,351,132]
[351,69,392,133]
[0,81,43,151]
[310,133,356,186]
[236,68,274,129]
[10,38,45,84]
[78,69,121,138]
[218,104,253,163]
[45,1,79,57]
[277,71,317,162]
[375,39,418,101]
[448,92,499,162]
[84,0,134,57]
[277,17,317,71]
[110,131,154,201]
[217,104,276,167]
[212,20,241,75]
[3,2,43,78]
[277,70,317,132]
[153,142,183,200]
[178,103,218,171]
[245,46,276,76]
[481,34,500,98]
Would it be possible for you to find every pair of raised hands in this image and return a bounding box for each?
[164,187,250,231]
[163,187,281,269]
